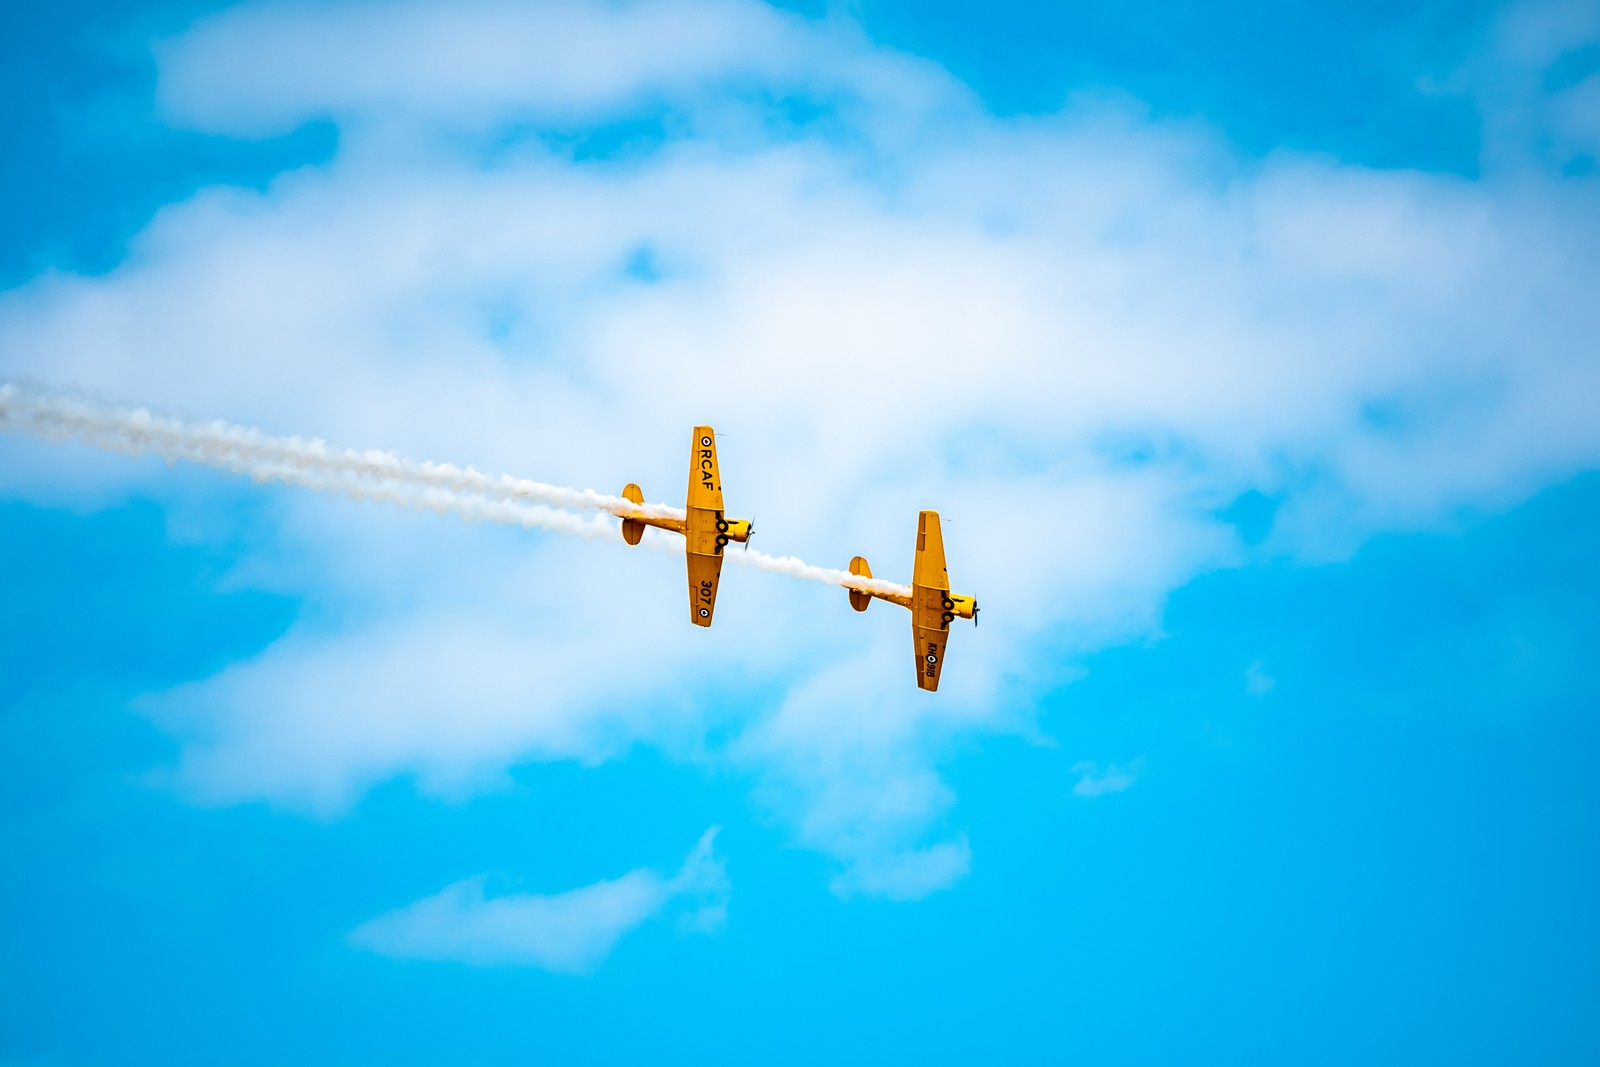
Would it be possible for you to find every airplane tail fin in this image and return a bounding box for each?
[848,556,873,612]
[621,483,645,545]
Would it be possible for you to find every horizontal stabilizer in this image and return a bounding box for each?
[621,482,645,545]
[848,556,872,612]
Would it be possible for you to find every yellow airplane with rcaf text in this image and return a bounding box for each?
[617,425,753,627]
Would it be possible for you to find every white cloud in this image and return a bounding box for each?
[1071,759,1143,798]
[152,0,960,137]
[2,0,1597,898]
[830,837,973,901]
[349,827,727,972]
[1466,0,1600,168]
[1245,660,1275,697]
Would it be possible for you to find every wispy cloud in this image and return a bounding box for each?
[153,0,950,136]
[830,836,972,901]
[349,828,727,973]
[1071,759,1144,798]
[1245,660,1275,697]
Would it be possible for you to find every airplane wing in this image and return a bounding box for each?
[687,550,723,627]
[913,510,949,591]
[913,618,949,692]
[687,425,724,512]
[912,511,952,690]
[685,425,727,627]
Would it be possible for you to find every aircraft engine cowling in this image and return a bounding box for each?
[723,518,753,543]
[847,555,873,612]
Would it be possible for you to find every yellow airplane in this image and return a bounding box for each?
[619,425,753,627]
[846,510,978,691]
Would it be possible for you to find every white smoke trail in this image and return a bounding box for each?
[731,548,911,599]
[0,384,683,521]
[615,529,911,599]
[0,382,914,598]
[243,465,622,541]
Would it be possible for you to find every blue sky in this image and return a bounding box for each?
[2,1,1599,1063]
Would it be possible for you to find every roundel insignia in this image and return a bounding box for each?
[926,653,938,663]
[699,607,710,617]
[700,435,712,447]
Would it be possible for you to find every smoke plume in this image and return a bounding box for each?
[1,383,911,598]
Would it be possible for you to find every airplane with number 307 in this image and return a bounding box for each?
[618,425,753,627]
[846,510,978,692]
